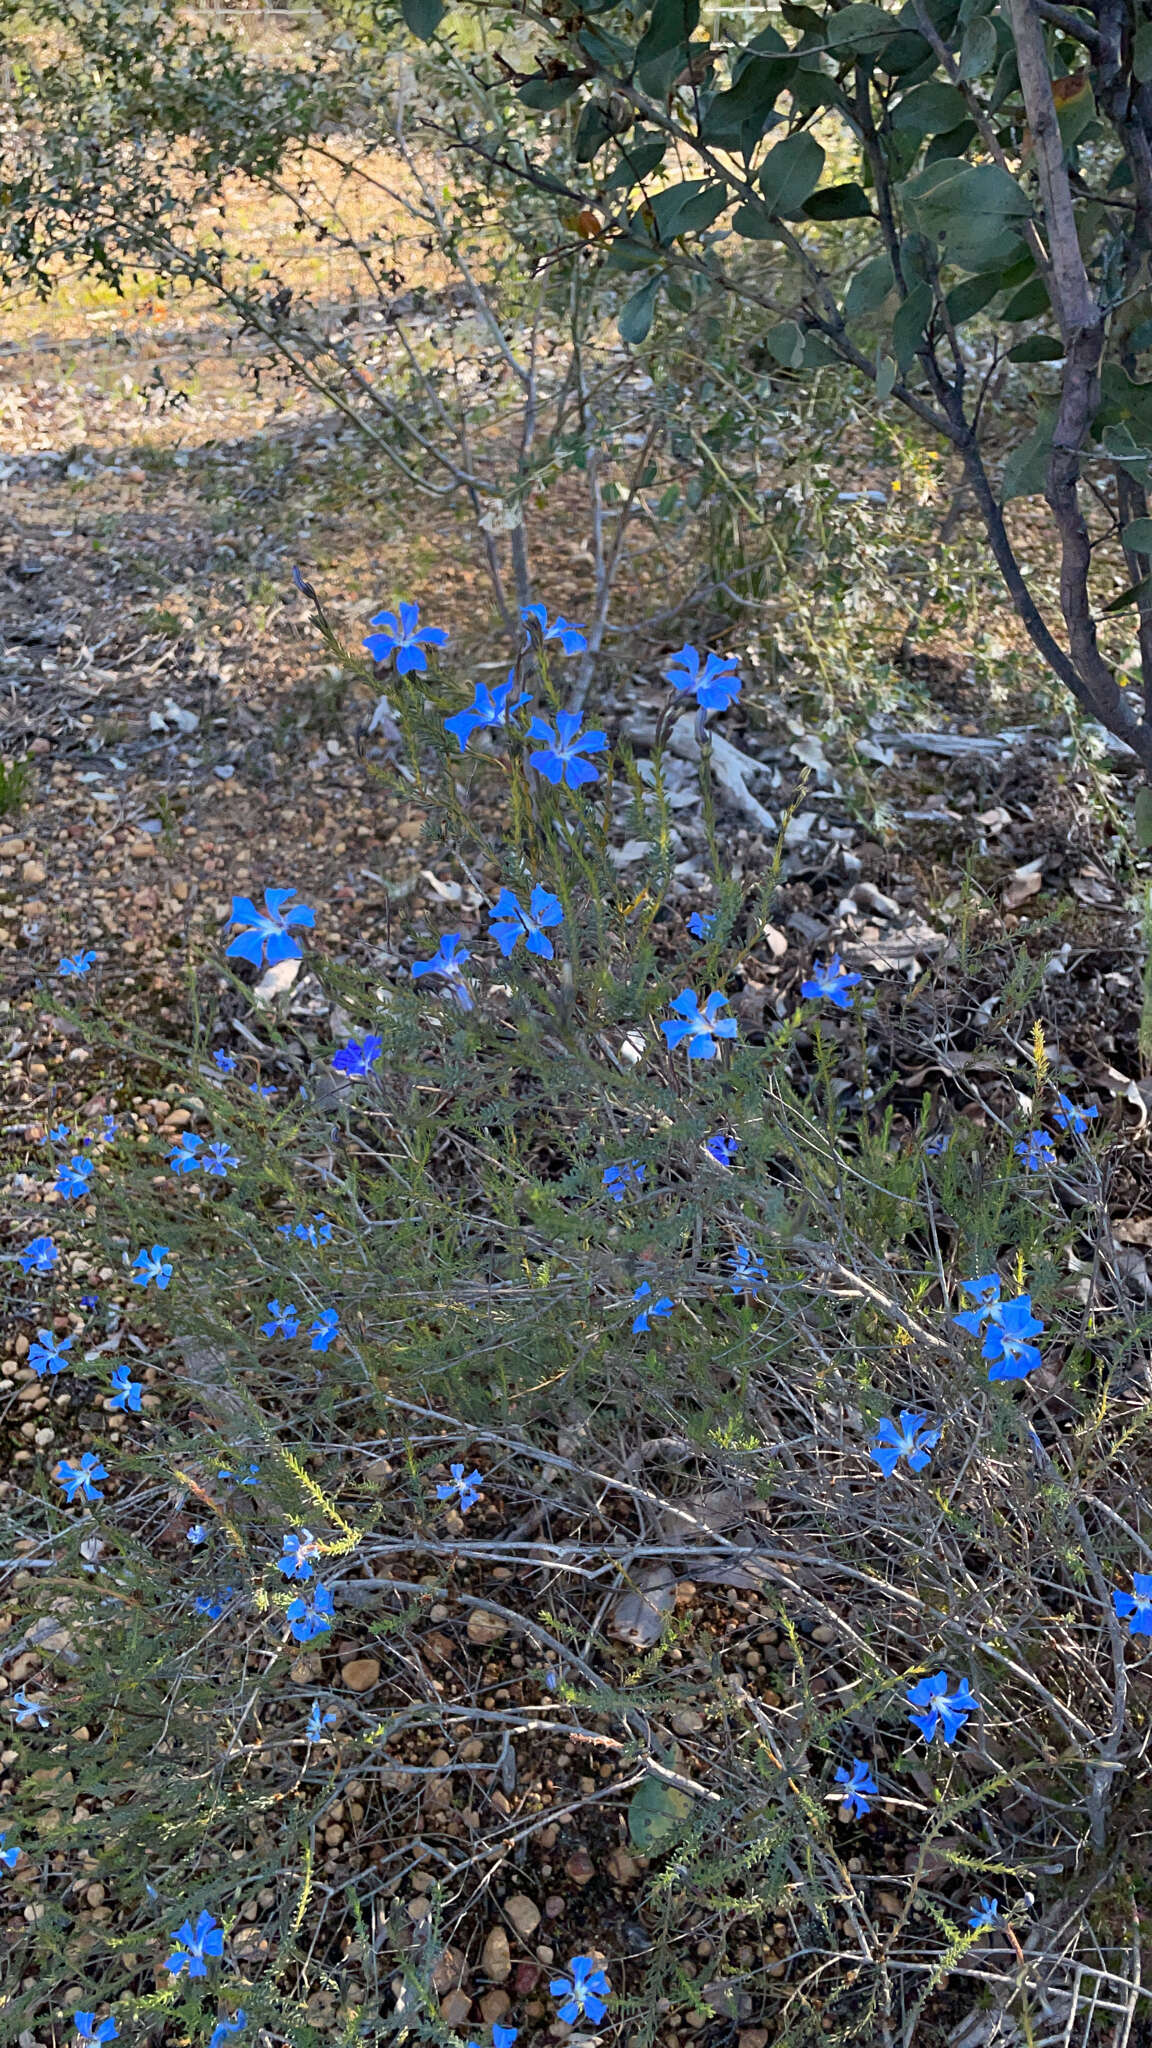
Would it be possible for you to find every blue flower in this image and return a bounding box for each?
[79,1292,99,1310]
[333,1035,383,1078]
[982,1295,1044,1381]
[801,955,862,1009]
[130,1244,173,1289]
[208,2015,247,2048]
[662,644,741,712]
[203,1142,238,1177]
[661,988,738,1059]
[12,1687,50,1728]
[906,1671,978,1745]
[73,2015,118,2045]
[309,1308,340,1353]
[1112,1572,1152,1637]
[220,1463,260,1487]
[924,1131,950,1156]
[305,1701,338,1743]
[187,1524,208,1546]
[437,1463,484,1512]
[279,1213,332,1246]
[521,604,587,654]
[261,1300,299,1339]
[492,2028,519,2048]
[362,600,447,674]
[28,1328,73,1378]
[550,1957,612,2026]
[834,1759,878,1818]
[968,1897,1001,1932]
[603,1159,645,1202]
[168,1132,203,1175]
[444,673,531,751]
[0,1832,20,1869]
[213,1049,236,1072]
[489,885,564,959]
[704,1131,738,1167]
[59,951,98,978]
[47,1123,71,1143]
[528,711,608,790]
[412,933,474,1010]
[249,1082,277,1098]
[55,1452,107,1504]
[688,910,717,939]
[56,1154,95,1199]
[951,1273,1002,1335]
[279,1529,321,1581]
[869,1411,940,1477]
[19,1235,57,1273]
[107,1365,142,1414]
[164,1908,225,1978]
[728,1246,767,1296]
[287,1583,335,1643]
[101,1115,118,1141]
[1015,1131,1056,1171]
[226,887,315,968]
[194,1589,234,1620]
[1052,1092,1098,1136]
[632,1281,674,1333]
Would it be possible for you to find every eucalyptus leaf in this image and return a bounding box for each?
[1007,335,1063,362]
[1002,414,1054,501]
[892,279,933,370]
[803,181,873,220]
[957,14,997,79]
[618,275,662,344]
[844,254,895,318]
[628,1771,695,1853]
[758,132,825,215]
[635,0,701,65]
[1122,518,1152,557]
[400,0,444,38]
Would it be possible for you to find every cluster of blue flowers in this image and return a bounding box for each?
[12,587,1137,2038]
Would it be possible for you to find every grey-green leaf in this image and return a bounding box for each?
[1002,414,1054,501]
[628,1772,694,1853]
[401,0,445,37]
[758,132,825,215]
[618,275,661,344]
[1122,518,1152,557]
[1135,785,1152,847]
[892,280,933,370]
[958,14,997,79]
[844,254,894,319]
[765,320,805,368]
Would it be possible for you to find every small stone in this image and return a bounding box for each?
[544,1895,566,1919]
[877,1891,903,1916]
[513,1962,541,1997]
[440,1991,472,2028]
[431,1945,467,1993]
[482,1926,512,1983]
[342,1658,381,1692]
[480,1990,512,2023]
[407,1895,434,1923]
[466,1609,507,1646]
[565,1850,595,1887]
[812,1624,836,1645]
[739,2031,769,2048]
[505,1894,541,1938]
[605,1847,640,1885]
[21,861,46,885]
